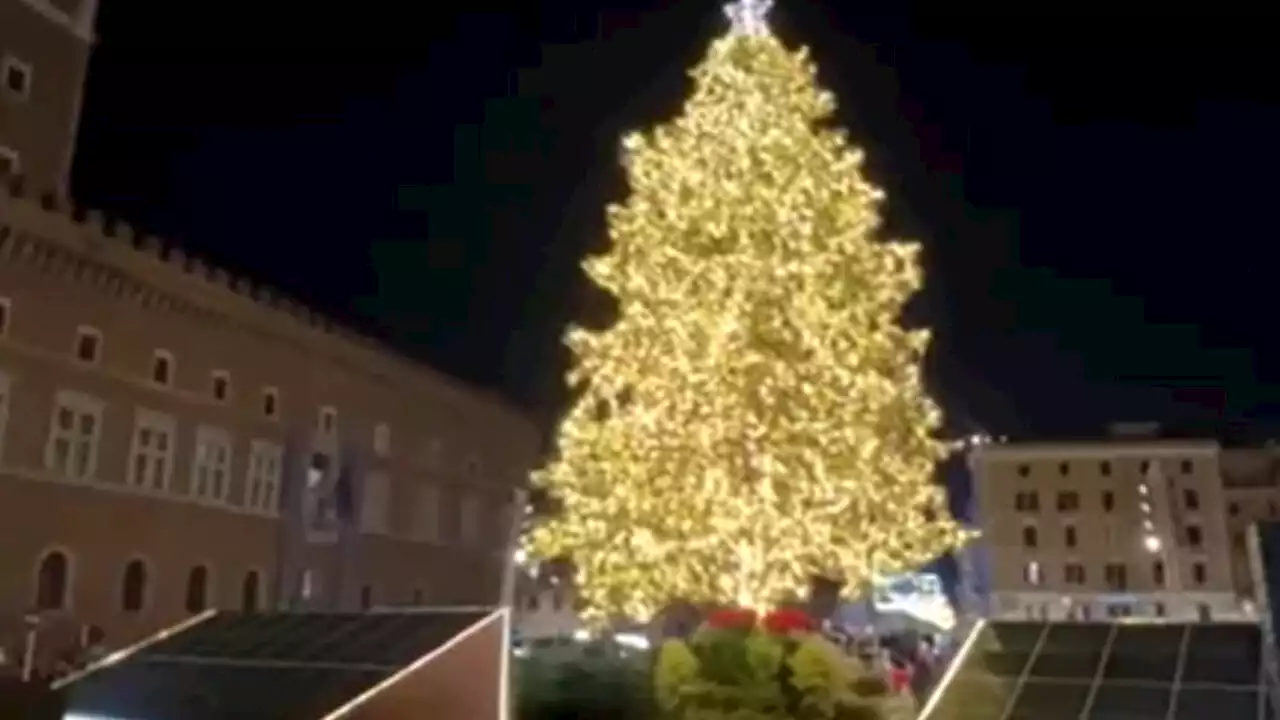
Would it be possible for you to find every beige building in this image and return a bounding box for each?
[970,438,1258,622]
[0,0,539,663]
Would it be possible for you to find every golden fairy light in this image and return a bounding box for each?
[527,1,972,620]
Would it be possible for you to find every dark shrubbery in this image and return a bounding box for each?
[517,639,653,720]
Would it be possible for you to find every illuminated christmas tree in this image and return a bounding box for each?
[528,0,971,620]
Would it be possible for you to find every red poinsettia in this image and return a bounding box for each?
[705,607,758,631]
[762,608,814,635]
[889,665,913,693]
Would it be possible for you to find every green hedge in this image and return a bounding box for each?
[516,640,654,720]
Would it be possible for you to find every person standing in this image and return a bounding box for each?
[79,625,109,666]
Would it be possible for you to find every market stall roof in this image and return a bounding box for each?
[58,607,504,720]
[920,619,1275,720]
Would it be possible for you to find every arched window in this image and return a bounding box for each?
[185,565,210,613]
[121,559,148,613]
[35,550,71,611]
[241,570,261,612]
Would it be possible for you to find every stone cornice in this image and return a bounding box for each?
[972,439,1220,464]
[0,177,535,444]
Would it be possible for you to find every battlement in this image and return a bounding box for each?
[0,175,532,437]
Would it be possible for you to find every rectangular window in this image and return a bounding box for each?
[1023,561,1041,586]
[459,493,482,545]
[1064,563,1086,585]
[373,423,391,457]
[74,326,102,364]
[492,499,517,558]
[244,440,283,513]
[1183,488,1200,511]
[262,387,279,419]
[0,147,17,178]
[1014,490,1040,512]
[415,484,441,543]
[0,371,9,462]
[318,406,337,435]
[1,55,32,99]
[360,471,391,534]
[128,409,175,492]
[1104,562,1128,591]
[1056,491,1080,513]
[0,296,10,337]
[151,350,174,386]
[191,426,233,502]
[211,371,230,402]
[45,390,103,481]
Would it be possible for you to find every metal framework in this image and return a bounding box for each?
[56,607,509,720]
[923,621,1275,720]
[1077,623,1119,719]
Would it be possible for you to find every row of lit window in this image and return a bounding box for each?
[1014,489,1105,512]
[9,383,287,513]
[13,381,492,544]
[0,297,397,454]
[1022,558,1208,588]
[22,385,457,539]
[1013,487,1202,513]
[2,372,500,543]
[1015,458,1196,478]
[1021,523,1204,549]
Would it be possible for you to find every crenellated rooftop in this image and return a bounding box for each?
[0,175,534,443]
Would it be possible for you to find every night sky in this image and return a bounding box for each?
[72,2,1280,443]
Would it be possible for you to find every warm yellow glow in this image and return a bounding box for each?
[528,16,972,621]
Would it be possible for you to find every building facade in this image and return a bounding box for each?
[0,0,97,193]
[971,439,1250,622]
[515,574,581,641]
[1221,445,1280,601]
[0,0,540,655]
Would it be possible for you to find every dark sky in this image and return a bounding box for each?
[73,1,1280,441]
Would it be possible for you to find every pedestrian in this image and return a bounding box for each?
[80,625,108,666]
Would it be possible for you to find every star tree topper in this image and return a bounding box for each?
[724,0,774,35]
